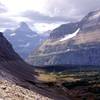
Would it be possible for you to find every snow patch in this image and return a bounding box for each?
[59,28,80,42]
[10,33,16,36]
[19,43,30,47]
[26,34,37,38]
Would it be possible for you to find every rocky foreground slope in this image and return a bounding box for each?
[0,80,52,100]
[27,9,100,66]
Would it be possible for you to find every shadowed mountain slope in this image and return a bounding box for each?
[0,32,36,82]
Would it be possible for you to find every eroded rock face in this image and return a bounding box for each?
[27,10,100,67]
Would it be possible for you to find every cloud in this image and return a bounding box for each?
[0,3,7,13]
[34,23,62,33]
[0,16,17,30]
[41,0,100,20]
[21,10,72,23]
[21,0,100,24]
[0,0,100,32]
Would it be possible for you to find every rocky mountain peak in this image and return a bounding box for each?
[3,22,48,59]
[85,10,100,20]
[15,22,37,35]
[80,10,100,32]
[20,22,29,28]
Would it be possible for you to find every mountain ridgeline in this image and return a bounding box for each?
[4,22,48,59]
[27,10,100,66]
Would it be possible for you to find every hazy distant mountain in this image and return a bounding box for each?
[27,9,100,66]
[4,22,48,59]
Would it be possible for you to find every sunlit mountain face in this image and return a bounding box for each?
[27,9,100,66]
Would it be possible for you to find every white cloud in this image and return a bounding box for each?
[41,0,100,20]
[0,0,100,32]
[0,0,47,14]
[34,23,63,33]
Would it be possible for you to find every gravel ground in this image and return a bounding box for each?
[0,80,53,100]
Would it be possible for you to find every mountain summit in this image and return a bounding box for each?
[27,9,100,66]
[80,10,100,32]
[15,22,37,35]
[4,22,47,59]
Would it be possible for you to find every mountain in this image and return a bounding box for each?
[4,22,48,59]
[50,22,79,39]
[80,10,100,32]
[27,9,100,66]
[0,32,37,83]
[0,32,71,100]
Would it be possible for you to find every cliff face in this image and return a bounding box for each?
[27,10,100,66]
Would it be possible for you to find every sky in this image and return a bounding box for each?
[0,0,100,33]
